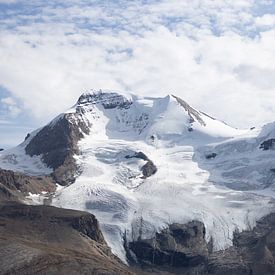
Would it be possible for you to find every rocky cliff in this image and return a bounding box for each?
[129,214,275,274]
[0,202,133,275]
[25,113,90,185]
[0,168,55,202]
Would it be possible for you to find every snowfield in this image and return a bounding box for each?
[0,128,52,175]
[2,90,275,263]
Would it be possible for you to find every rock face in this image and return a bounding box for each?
[260,138,275,150]
[172,95,206,126]
[215,213,275,275]
[0,202,133,275]
[125,151,157,178]
[129,221,208,268]
[24,92,132,186]
[77,91,132,109]
[25,113,90,185]
[0,168,55,202]
[205,153,217,159]
[141,160,157,178]
[129,214,275,274]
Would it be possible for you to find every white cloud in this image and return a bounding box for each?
[1,96,16,105]
[255,14,275,26]
[1,96,21,117]
[0,0,275,130]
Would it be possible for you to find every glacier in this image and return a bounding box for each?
[1,89,275,263]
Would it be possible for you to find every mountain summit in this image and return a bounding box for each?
[0,90,275,266]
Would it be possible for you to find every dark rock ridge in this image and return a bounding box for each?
[129,214,275,274]
[129,221,208,269]
[125,151,157,178]
[141,161,157,178]
[77,91,132,109]
[0,202,133,275]
[0,148,4,151]
[0,168,55,202]
[25,113,90,185]
[207,213,275,275]
[24,92,132,186]
[260,138,275,150]
[205,153,217,159]
[126,151,149,161]
[172,95,206,127]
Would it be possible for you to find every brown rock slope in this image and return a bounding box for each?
[0,168,56,202]
[0,202,133,275]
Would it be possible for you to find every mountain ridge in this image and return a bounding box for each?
[1,89,275,272]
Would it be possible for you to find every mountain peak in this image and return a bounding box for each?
[77,89,132,109]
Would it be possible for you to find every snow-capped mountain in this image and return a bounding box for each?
[1,89,275,263]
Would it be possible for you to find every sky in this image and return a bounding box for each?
[1,0,275,148]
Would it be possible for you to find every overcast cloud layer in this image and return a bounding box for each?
[1,0,275,147]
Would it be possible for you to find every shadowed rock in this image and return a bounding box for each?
[260,139,275,150]
[208,213,275,275]
[125,151,157,178]
[205,153,217,159]
[129,214,275,274]
[129,221,208,268]
[141,160,157,178]
[25,113,90,185]
[77,91,132,109]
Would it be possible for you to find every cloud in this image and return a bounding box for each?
[255,14,275,26]
[0,0,275,132]
[0,0,18,4]
[1,96,16,105]
[234,65,275,89]
[1,96,22,117]
[0,119,12,125]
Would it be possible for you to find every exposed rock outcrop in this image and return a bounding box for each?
[172,95,206,127]
[0,202,133,275]
[130,221,208,269]
[205,153,217,159]
[232,213,275,275]
[24,92,132,186]
[260,138,275,150]
[25,113,90,185]
[77,91,132,109]
[141,160,157,178]
[129,214,275,274]
[0,168,55,202]
[125,151,157,178]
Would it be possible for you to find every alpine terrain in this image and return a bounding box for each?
[1,89,275,274]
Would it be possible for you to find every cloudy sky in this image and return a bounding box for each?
[1,0,275,148]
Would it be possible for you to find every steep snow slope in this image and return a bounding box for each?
[0,129,52,175]
[49,90,275,262]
